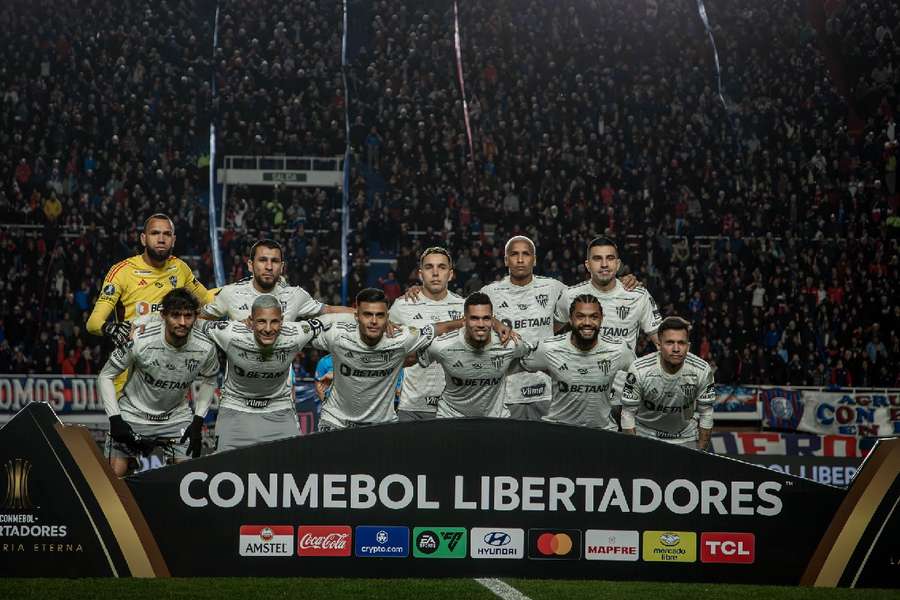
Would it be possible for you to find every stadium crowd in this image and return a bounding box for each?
[0,0,897,388]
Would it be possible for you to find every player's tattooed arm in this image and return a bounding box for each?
[318,304,356,315]
[432,319,464,337]
[403,285,423,302]
[619,273,642,291]
[492,318,519,345]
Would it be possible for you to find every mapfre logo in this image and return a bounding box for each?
[239,525,293,556]
[700,532,755,564]
[297,525,352,557]
[584,529,639,562]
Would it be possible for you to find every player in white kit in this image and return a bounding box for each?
[201,239,354,321]
[389,247,465,421]
[201,294,326,452]
[482,236,566,420]
[555,236,662,351]
[314,288,473,430]
[99,289,219,476]
[618,316,716,449]
[418,292,533,418]
[521,294,635,429]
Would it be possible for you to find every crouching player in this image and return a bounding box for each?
[98,289,219,476]
[618,316,715,450]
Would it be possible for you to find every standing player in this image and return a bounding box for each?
[418,292,533,419]
[313,288,466,431]
[389,247,465,421]
[87,214,215,391]
[482,236,566,420]
[201,295,326,452]
[98,289,219,476]
[202,239,354,321]
[521,295,634,428]
[618,316,716,449]
[555,237,661,351]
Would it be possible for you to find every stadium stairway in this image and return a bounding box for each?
[805,0,864,137]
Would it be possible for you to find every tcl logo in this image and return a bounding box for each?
[700,533,755,564]
[297,526,352,557]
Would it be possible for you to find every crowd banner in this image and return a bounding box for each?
[1,403,897,587]
[711,385,760,420]
[795,391,900,438]
[759,387,804,430]
[712,431,878,458]
[0,373,318,424]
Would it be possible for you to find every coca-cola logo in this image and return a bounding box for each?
[299,532,349,549]
[296,526,353,557]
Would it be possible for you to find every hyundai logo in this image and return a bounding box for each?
[484,532,511,546]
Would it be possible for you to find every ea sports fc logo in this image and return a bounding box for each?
[528,529,581,560]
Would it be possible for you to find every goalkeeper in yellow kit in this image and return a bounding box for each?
[87,213,216,392]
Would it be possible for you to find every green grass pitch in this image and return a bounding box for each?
[1,578,896,599]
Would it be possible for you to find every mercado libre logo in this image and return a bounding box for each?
[642,531,697,563]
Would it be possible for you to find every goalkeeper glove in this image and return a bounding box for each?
[109,415,153,455]
[179,416,205,459]
[102,321,132,346]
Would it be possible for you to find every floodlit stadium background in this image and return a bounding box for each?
[0,2,897,594]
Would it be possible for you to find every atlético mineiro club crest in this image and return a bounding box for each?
[597,359,611,375]
[616,306,631,320]
[535,294,549,309]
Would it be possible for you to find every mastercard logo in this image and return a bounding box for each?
[537,533,572,555]
[529,529,581,559]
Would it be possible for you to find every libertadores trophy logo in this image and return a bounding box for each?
[4,458,33,510]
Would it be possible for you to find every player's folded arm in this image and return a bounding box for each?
[318,304,355,315]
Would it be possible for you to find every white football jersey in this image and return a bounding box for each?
[616,352,716,443]
[419,331,532,418]
[201,319,324,413]
[389,292,465,412]
[101,320,219,425]
[312,321,436,427]
[483,276,565,404]
[555,280,662,349]
[202,278,323,321]
[521,334,634,429]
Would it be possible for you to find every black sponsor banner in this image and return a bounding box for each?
[126,418,845,583]
[734,456,863,488]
